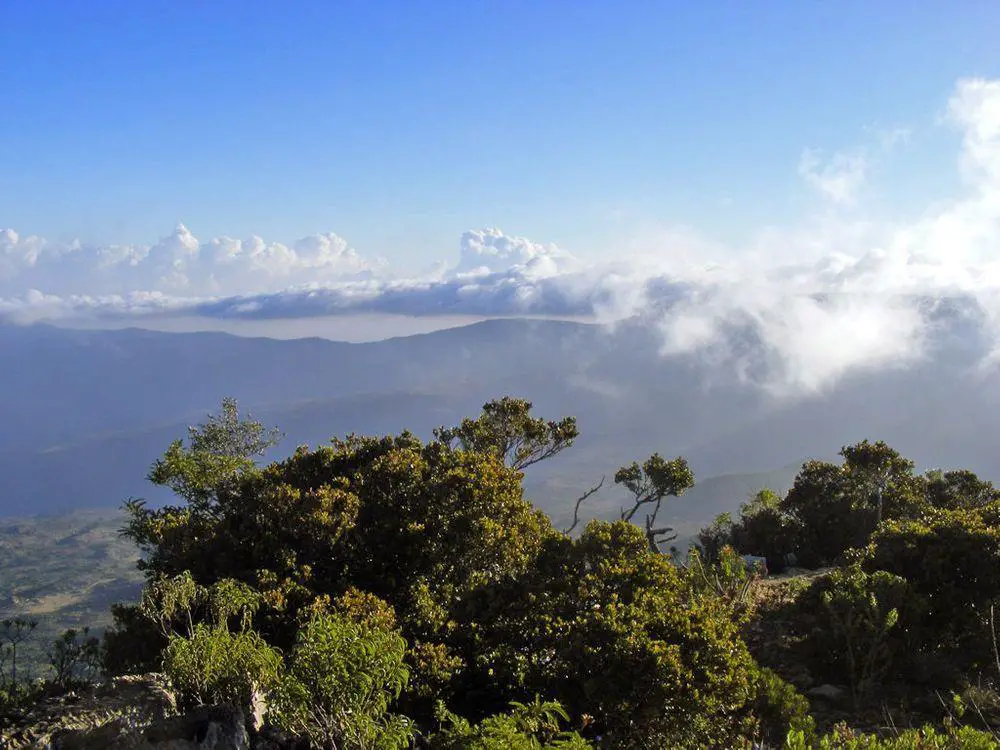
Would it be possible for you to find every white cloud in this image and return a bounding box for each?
[0,224,381,297]
[456,227,576,277]
[4,78,1000,397]
[798,148,869,205]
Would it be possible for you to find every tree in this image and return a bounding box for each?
[924,469,1000,510]
[615,453,694,553]
[460,521,758,748]
[780,442,922,567]
[839,440,917,525]
[433,397,578,471]
[123,397,283,577]
[111,407,556,724]
[147,397,282,510]
[0,618,37,686]
[47,628,101,688]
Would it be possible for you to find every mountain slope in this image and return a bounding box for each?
[2,316,999,527]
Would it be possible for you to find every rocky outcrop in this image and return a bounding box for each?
[1,674,257,749]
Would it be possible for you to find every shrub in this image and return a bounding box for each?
[126,573,284,709]
[47,628,101,688]
[269,611,414,750]
[683,544,760,618]
[750,667,815,747]
[429,697,593,749]
[463,521,760,749]
[867,507,1000,670]
[163,623,282,710]
[799,564,909,705]
[786,722,1000,749]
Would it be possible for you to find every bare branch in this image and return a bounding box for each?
[645,516,678,554]
[563,476,605,535]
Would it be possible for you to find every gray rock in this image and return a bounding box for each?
[1,674,254,750]
[807,683,846,701]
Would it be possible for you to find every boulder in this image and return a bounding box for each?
[1,674,177,749]
[1,674,281,749]
[807,683,846,702]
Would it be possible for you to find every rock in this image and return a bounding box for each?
[1,674,178,749]
[807,683,846,701]
[249,688,267,734]
[1,674,264,750]
[137,704,250,749]
[52,704,250,750]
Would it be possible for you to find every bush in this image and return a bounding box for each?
[798,564,910,705]
[126,573,284,709]
[163,623,282,710]
[269,611,414,750]
[750,667,815,747]
[462,521,760,749]
[683,544,760,618]
[786,722,1000,749]
[47,628,101,688]
[429,697,593,749]
[866,507,1000,668]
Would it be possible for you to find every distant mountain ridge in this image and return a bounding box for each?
[2,315,999,528]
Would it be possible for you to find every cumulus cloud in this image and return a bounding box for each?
[4,77,1000,396]
[456,227,576,277]
[0,224,380,297]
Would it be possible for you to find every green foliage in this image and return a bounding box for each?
[462,520,758,749]
[924,469,1000,511]
[615,453,694,552]
[733,488,798,563]
[781,459,875,567]
[47,627,101,688]
[0,618,38,686]
[434,397,578,471]
[785,722,1000,749]
[146,397,283,510]
[430,697,593,749]
[683,545,760,618]
[710,442,925,568]
[132,572,281,708]
[750,666,816,747]
[123,398,282,577]
[866,505,1000,669]
[115,404,555,720]
[802,565,909,705]
[839,440,918,525]
[163,622,282,710]
[269,610,413,750]
[698,511,734,563]
[108,402,1000,746]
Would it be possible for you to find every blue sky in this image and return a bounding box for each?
[3,1,998,269]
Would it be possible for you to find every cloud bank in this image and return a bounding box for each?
[4,78,1000,395]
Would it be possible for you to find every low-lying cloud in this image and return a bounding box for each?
[3,78,1000,396]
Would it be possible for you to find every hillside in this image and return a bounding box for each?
[3,315,1000,525]
[0,510,143,677]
